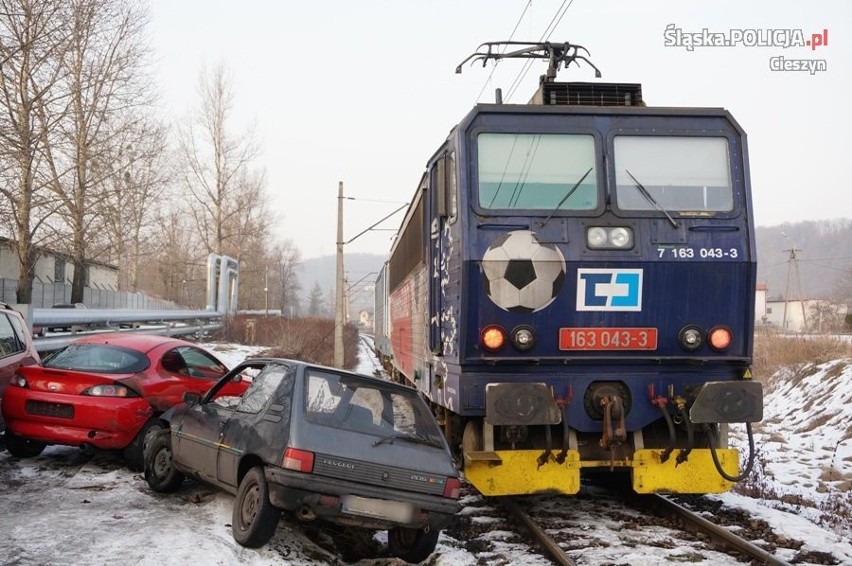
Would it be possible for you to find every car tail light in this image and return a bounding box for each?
[443,477,461,499]
[81,384,137,397]
[481,325,506,352]
[282,447,314,473]
[10,373,28,388]
[708,326,732,351]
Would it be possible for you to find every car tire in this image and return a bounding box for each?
[387,526,440,563]
[232,466,280,548]
[124,418,162,472]
[143,429,184,493]
[4,429,46,458]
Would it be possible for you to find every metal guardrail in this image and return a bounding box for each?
[15,253,238,353]
[29,308,225,353]
[32,308,222,327]
[32,322,224,353]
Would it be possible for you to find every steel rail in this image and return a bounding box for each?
[651,494,793,566]
[502,497,577,566]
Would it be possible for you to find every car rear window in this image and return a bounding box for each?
[42,344,149,373]
[304,370,444,444]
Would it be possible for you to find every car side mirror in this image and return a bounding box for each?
[183,391,201,405]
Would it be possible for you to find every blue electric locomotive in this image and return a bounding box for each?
[374,42,762,496]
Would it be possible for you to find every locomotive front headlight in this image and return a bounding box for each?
[678,325,704,351]
[586,226,634,249]
[587,227,608,248]
[609,227,633,248]
[511,325,536,351]
[481,325,506,352]
[708,326,733,351]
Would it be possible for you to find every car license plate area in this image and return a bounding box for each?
[340,495,414,523]
[25,400,74,419]
[559,327,658,351]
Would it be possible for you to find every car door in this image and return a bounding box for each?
[216,363,292,488]
[0,310,39,412]
[172,399,231,484]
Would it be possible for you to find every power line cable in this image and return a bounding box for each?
[475,1,533,103]
[505,0,575,102]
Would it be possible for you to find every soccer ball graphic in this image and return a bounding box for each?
[481,230,566,313]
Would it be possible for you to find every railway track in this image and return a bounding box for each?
[643,494,793,566]
[502,497,577,566]
[357,333,383,373]
[452,493,800,566]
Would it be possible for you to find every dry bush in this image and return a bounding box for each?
[219,314,360,369]
[752,331,852,383]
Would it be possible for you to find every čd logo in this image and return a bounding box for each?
[576,269,643,311]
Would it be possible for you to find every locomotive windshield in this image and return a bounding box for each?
[477,133,598,210]
[614,136,733,212]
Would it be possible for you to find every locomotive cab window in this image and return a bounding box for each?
[477,133,598,211]
[614,136,733,213]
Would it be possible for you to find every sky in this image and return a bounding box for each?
[148,0,851,259]
[1,339,850,564]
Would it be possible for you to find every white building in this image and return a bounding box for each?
[764,298,848,333]
[0,237,118,291]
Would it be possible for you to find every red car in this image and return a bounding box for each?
[0,303,41,414]
[1,333,248,469]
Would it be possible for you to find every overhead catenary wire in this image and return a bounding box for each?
[475,0,532,103]
[504,0,576,102]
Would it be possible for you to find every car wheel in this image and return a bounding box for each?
[387,526,440,563]
[4,429,46,458]
[231,466,280,548]
[123,418,162,472]
[143,429,184,492]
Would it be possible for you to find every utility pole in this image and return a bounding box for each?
[782,246,808,332]
[333,186,405,368]
[334,181,345,368]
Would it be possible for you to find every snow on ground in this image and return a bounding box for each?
[718,357,852,563]
[1,340,851,565]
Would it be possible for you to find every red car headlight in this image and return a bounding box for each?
[10,374,28,388]
[81,384,138,397]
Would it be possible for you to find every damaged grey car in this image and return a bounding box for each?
[143,358,460,563]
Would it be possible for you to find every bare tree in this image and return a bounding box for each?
[96,116,171,292]
[307,282,324,316]
[808,300,844,334]
[140,205,203,305]
[832,267,852,304]
[39,0,153,303]
[179,63,270,259]
[0,0,68,303]
[273,239,302,315]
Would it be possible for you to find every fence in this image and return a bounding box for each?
[0,278,179,310]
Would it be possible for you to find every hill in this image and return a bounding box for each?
[756,218,852,301]
[296,252,387,316]
[290,218,852,315]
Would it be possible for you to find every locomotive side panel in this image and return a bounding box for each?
[373,264,391,364]
[388,267,430,393]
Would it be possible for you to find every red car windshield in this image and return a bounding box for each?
[42,344,150,373]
